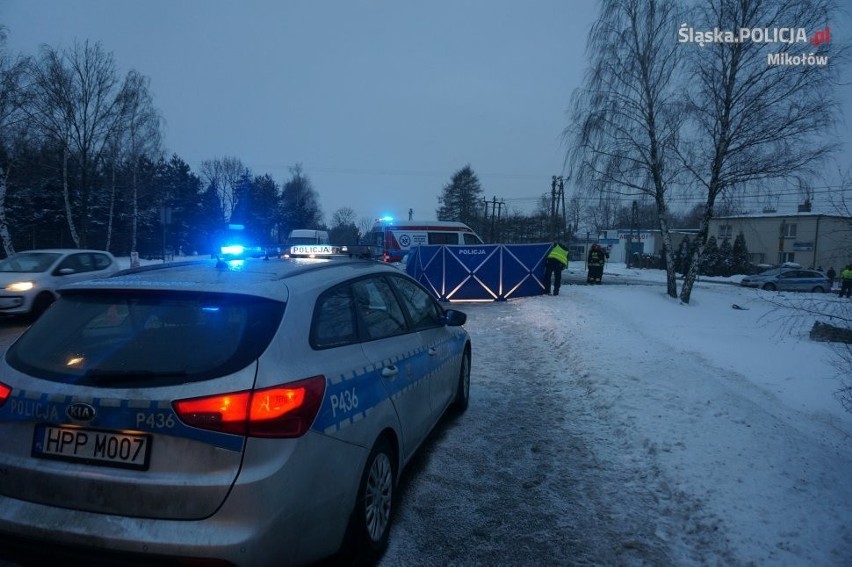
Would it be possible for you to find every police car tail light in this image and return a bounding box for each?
[173,376,326,438]
[0,382,10,408]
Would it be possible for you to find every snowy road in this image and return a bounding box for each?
[380,280,852,566]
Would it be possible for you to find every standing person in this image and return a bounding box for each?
[840,265,852,298]
[543,242,569,295]
[827,266,836,290]
[587,243,607,284]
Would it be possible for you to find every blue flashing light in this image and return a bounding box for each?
[227,223,246,231]
[221,244,245,256]
[379,216,394,222]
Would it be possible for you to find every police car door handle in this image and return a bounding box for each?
[381,365,399,378]
[428,347,438,356]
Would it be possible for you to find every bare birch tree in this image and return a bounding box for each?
[0,28,29,256]
[569,0,685,297]
[200,156,246,224]
[676,0,842,303]
[28,40,126,248]
[113,70,162,253]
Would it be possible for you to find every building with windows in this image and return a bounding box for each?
[708,212,850,270]
[574,205,850,271]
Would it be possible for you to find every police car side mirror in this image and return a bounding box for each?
[443,309,467,327]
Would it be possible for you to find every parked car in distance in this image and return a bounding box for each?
[740,267,829,292]
[287,229,330,245]
[0,249,119,319]
[0,250,471,566]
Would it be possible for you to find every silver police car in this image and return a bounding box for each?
[740,267,830,292]
[0,250,471,566]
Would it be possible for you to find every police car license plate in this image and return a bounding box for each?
[32,424,151,470]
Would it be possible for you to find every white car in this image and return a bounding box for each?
[0,250,471,565]
[0,249,120,318]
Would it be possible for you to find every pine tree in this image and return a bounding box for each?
[732,231,751,275]
[700,236,720,276]
[436,165,483,229]
[718,237,734,277]
[676,236,691,275]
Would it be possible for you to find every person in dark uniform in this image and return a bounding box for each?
[826,266,836,291]
[543,242,569,295]
[587,243,608,284]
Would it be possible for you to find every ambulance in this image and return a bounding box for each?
[368,218,484,263]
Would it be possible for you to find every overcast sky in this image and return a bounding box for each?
[2,1,850,225]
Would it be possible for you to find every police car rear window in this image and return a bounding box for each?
[6,290,285,387]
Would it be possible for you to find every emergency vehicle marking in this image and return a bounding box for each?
[314,336,463,434]
[0,391,244,452]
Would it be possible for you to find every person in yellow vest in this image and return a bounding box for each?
[840,265,852,298]
[544,242,569,295]
[587,243,608,284]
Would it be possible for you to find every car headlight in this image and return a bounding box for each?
[6,281,34,292]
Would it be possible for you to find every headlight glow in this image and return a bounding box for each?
[6,281,34,292]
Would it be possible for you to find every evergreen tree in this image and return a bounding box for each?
[732,231,751,275]
[676,236,691,275]
[718,237,734,277]
[156,155,205,255]
[436,165,483,229]
[700,236,720,275]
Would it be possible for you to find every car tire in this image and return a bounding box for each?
[762,283,777,291]
[30,293,55,319]
[812,286,825,293]
[347,437,395,564]
[453,348,471,412]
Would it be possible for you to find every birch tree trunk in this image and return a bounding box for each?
[0,167,15,256]
[62,147,81,247]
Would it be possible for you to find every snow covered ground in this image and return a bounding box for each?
[380,262,852,566]
[95,256,852,563]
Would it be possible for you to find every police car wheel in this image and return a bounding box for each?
[453,349,471,412]
[349,437,395,560]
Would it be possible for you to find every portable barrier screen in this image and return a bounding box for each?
[405,244,552,301]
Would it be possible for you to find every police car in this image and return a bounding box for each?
[739,266,830,292]
[0,249,471,566]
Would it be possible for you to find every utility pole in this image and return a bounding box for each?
[550,176,558,241]
[490,196,498,242]
[550,175,569,242]
[495,198,504,242]
[558,175,567,243]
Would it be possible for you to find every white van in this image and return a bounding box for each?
[287,229,330,246]
[368,219,483,263]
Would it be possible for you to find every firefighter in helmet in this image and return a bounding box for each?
[587,243,608,284]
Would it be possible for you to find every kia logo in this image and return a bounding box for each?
[66,402,96,422]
